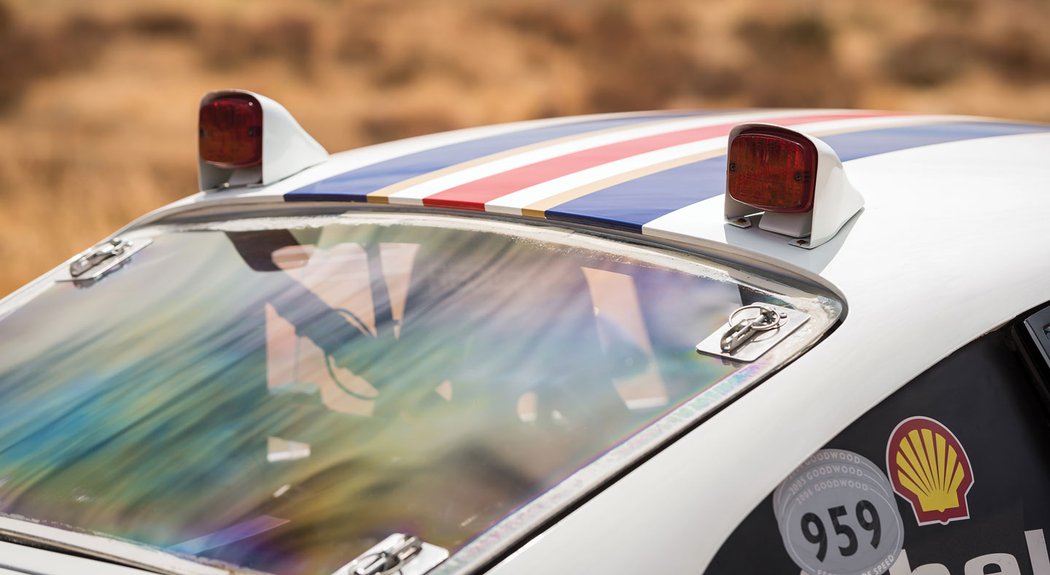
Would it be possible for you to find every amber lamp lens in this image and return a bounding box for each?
[199,95,263,169]
[727,128,817,213]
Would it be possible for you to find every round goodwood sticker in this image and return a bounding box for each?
[774,449,904,575]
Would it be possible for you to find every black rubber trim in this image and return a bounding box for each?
[1013,304,1050,410]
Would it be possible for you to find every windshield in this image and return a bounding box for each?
[0,213,839,574]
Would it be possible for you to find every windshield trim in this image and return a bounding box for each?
[132,200,843,297]
[0,515,241,575]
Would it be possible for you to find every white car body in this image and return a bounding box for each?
[2,99,1048,575]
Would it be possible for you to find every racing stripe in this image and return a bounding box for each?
[376,113,740,205]
[546,121,1050,233]
[420,112,879,211]
[377,110,853,206]
[284,110,1047,237]
[364,119,678,204]
[285,112,710,202]
[505,114,917,219]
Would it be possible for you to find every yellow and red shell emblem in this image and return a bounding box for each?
[886,416,973,525]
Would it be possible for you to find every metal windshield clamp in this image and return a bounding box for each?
[696,303,810,363]
[333,533,448,575]
[60,237,152,284]
[719,304,786,353]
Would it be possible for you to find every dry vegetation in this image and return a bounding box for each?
[0,0,1048,295]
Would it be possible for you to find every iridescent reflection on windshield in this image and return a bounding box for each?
[0,217,761,574]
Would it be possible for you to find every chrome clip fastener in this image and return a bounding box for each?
[696,302,810,363]
[70,238,130,277]
[333,533,448,575]
[61,237,151,284]
[719,304,786,353]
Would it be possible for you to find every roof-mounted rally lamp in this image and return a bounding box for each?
[198,90,328,191]
[725,124,863,249]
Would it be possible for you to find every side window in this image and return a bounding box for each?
[706,318,1050,575]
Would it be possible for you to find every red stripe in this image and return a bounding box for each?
[422,112,887,211]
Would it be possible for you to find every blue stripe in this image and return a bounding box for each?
[546,121,1049,233]
[284,112,707,202]
[822,121,1047,162]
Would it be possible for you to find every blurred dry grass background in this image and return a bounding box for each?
[1,0,1049,295]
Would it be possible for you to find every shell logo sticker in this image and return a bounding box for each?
[886,416,974,526]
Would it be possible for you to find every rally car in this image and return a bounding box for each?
[0,91,1048,575]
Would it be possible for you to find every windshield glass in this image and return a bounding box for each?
[0,213,839,575]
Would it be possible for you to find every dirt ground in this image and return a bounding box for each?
[1,0,1048,295]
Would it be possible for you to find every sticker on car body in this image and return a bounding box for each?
[885,416,974,527]
[774,449,905,575]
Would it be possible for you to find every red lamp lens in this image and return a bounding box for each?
[199,94,262,169]
[727,127,817,213]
